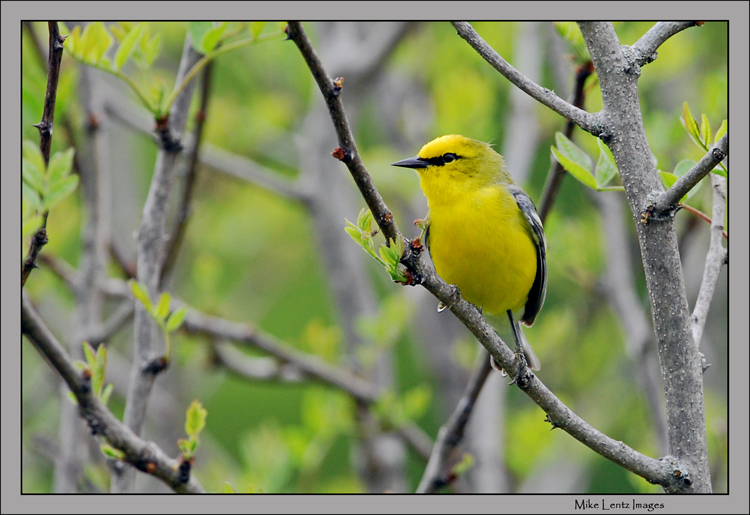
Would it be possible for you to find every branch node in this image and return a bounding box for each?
[331,147,351,162]
[710,147,726,162]
[332,76,345,97]
[177,458,192,483]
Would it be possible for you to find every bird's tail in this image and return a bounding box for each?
[515,320,541,371]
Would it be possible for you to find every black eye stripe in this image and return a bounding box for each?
[424,153,460,166]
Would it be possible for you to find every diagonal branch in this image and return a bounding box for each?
[451,21,602,137]
[652,134,728,215]
[21,294,204,493]
[630,22,699,67]
[417,353,492,493]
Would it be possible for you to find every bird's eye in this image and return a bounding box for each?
[443,153,457,163]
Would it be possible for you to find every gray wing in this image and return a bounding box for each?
[507,184,547,327]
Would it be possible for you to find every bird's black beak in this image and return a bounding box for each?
[391,156,429,169]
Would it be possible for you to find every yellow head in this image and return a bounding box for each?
[392,135,513,205]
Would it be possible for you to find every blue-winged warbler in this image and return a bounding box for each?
[392,135,547,372]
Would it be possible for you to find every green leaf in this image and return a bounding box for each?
[185,399,207,439]
[553,22,590,62]
[200,22,228,53]
[100,383,114,407]
[42,174,79,211]
[250,22,266,39]
[23,140,46,179]
[155,292,171,322]
[681,102,703,149]
[47,147,75,184]
[166,306,188,332]
[188,22,214,52]
[221,482,237,493]
[114,23,145,71]
[551,146,597,190]
[452,453,475,476]
[100,443,126,460]
[595,139,618,188]
[714,120,727,143]
[711,167,728,178]
[22,213,44,237]
[94,343,108,395]
[129,280,153,313]
[64,25,82,56]
[142,33,162,66]
[700,114,712,147]
[80,22,113,64]
[658,171,682,201]
[82,341,97,367]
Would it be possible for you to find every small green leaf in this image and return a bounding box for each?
[200,22,228,53]
[700,114,712,147]
[155,292,171,322]
[658,171,680,200]
[250,22,266,39]
[714,120,727,143]
[47,148,75,184]
[595,139,618,188]
[681,102,702,148]
[100,443,126,460]
[221,482,237,493]
[551,146,597,190]
[22,158,45,193]
[100,383,114,407]
[82,341,97,366]
[80,22,113,64]
[93,343,108,395]
[452,453,475,477]
[166,306,188,332]
[42,174,79,211]
[129,280,153,313]
[188,22,214,52]
[244,484,263,493]
[553,22,590,62]
[22,213,44,237]
[185,399,207,439]
[711,167,727,178]
[64,25,82,56]
[142,33,162,66]
[114,23,144,71]
[23,140,46,179]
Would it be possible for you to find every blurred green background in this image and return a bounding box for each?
[21,21,727,494]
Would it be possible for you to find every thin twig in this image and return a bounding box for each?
[691,173,728,346]
[630,22,699,67]
[538,60,594,223]
[417,354,492,493]
[23,22,66,286]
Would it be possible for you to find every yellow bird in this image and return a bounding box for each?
[393,135,546,374]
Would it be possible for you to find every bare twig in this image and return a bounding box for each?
[691,173,727,346]
[22,294,205,493]
[417,354,492,493]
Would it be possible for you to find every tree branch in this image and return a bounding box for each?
[451,21,602,137]
[116,36,203,493]
[22,295,205,493]
[630,22,699,67]
[652,134,727,215]
[23,22,65,286]
[691,173,727,347]
[579,21,710,492]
